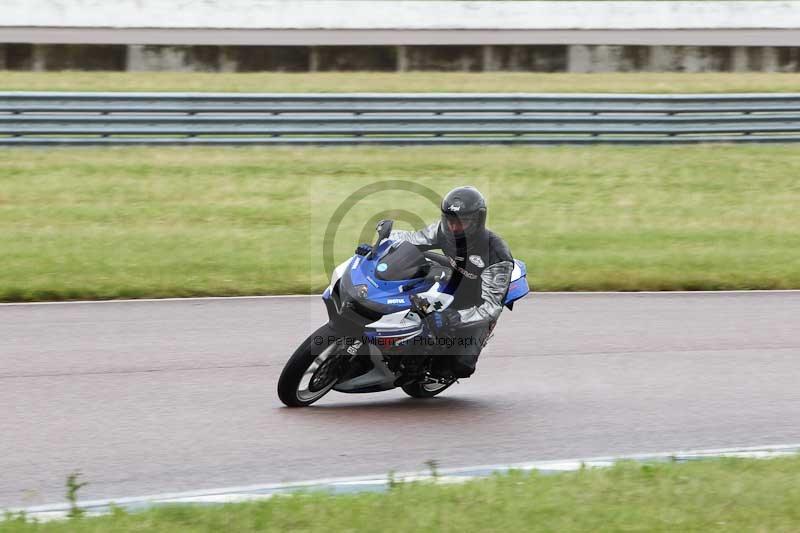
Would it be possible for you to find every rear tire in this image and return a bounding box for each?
[278,324,345,407]
[401,380,454,399]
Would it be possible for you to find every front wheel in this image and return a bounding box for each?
[278,325,347,407]
[402,380,455,399]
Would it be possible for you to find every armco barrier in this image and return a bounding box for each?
[2,92,800,145]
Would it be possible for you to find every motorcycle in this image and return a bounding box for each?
[277,220,530,407]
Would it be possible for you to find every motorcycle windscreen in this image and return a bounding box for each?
[374,241,430,282]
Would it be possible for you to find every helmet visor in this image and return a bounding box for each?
[442,212,479,237]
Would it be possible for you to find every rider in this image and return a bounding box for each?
[378,186,514,379]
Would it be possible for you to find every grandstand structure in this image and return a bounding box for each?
[1,0,799,72]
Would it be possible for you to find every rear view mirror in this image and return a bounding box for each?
[376,220,393,241]
[369,220,394,259]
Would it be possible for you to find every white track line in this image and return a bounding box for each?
[0,294,315,306]
[8,442,800,518]
[1,290,799,307]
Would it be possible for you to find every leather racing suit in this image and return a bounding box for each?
[389,221,514,377]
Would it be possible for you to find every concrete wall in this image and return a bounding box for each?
[4,1,800,48]
[3,43,800,73]
[5,1,800,30]
[4,0,800,74]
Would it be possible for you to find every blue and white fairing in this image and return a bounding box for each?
[322,239,434,342]
[342,240,433,310]
[506,260,530,307]
[323,238,530,339]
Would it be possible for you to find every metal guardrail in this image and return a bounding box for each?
[2,92,800,145]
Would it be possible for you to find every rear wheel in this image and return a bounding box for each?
[401,380,455,399]
[278,325,347,407]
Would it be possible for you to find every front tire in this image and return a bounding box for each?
[278,324,346,407]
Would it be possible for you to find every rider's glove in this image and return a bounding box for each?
[423,308,461,334]
[355,243,372,256]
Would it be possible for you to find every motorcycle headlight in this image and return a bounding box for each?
[354,284,369,299]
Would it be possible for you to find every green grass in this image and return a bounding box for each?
[3,71,800,93]
[1,145,799,301]
[3,456,800,532]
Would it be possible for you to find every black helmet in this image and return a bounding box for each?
[440,186,487,247]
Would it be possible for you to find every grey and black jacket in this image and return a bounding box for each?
[390,222,514,329]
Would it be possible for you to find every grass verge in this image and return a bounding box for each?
[3,456,800,532]
[3,71,800,93]
[1,145,799,301]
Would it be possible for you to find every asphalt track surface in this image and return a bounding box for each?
[1,292,799,508]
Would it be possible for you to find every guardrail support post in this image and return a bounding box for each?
[732,47,749,72]
[31,44,47,71]
[397,46,409,72]
[483,46,500,72]
[309,47,320,72]
[567,45,592,73]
